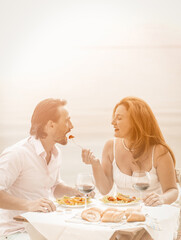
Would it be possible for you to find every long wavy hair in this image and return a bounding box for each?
[30,98,66,139]
[113,97,175,165]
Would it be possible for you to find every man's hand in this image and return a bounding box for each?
[74,189,84,197]
[75,190,95,198]
[27,198,56,212]
[87,191,95,198]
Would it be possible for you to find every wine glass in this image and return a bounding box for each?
[132,171,150,206]
[76,173,95,208]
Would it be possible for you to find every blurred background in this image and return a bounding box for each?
[0,0,181,185]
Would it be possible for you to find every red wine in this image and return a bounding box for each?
[78,185,95,194]
[133,183,150,191]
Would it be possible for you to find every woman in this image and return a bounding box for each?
[82,97,178,206]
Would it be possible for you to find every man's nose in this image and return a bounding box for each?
[70,121,73,129]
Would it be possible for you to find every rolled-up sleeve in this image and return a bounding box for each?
[0,150,22,191]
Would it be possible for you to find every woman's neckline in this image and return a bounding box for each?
[122,138,134,152]
[113,160,154,177]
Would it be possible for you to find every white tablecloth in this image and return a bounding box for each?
[21,203,180,240]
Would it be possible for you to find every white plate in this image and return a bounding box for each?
[59,202,93,208]
[100,201,140,207]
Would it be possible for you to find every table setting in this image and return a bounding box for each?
[15,173,180,240]
[18,199,180,240]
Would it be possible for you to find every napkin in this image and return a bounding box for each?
[110,227,153,240]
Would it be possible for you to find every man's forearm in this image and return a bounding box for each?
[53,183,81,199]
[0,190,29,211]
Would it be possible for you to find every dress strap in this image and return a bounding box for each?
[113,138,116,163]
[152,145,156,167]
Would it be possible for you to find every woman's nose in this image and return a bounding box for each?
[111,118,115,125]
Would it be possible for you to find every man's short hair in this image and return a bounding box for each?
[30,98,66,139]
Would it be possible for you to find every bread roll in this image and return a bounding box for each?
[101,210,124,222]
[81,208,101,222]
[127,211,145,222]
[102,207,121,216]
[89,207,103,216]
[125,207,141,218]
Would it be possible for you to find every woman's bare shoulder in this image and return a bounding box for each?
[154,144,172,166]
[155,144,168,156]
[104,139,113,148]
[103,138,122,162]
[102,139,114,162]
[103,138,122,150]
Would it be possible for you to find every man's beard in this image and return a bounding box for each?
[57,136,67,145]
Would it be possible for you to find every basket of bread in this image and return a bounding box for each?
[81,207,145,223]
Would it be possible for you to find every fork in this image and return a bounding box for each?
[70,138,83,149]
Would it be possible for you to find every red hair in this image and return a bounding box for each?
[113,97,175,165]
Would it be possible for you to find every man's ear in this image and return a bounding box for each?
[46,120,55,130]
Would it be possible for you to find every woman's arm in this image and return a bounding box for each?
[82,140,114,195]
[144,145,178,206]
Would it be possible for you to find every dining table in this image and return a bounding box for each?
[14,198,180,240]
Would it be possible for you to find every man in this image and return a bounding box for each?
[0,98,82,239]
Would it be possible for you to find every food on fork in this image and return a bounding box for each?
[127,211,145,222]
[69,135,75,139]
[69,135,83,149]
[81,208,102,222]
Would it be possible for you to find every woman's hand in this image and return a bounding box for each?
[143,192,164,206]
[81,149,100,166]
